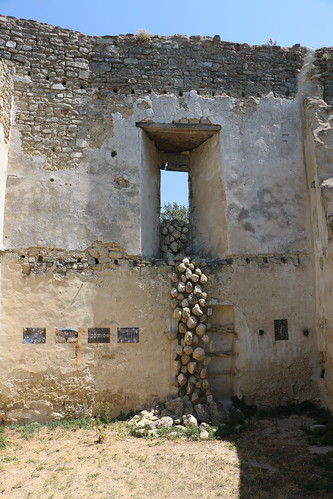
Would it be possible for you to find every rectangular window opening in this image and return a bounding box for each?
[160,166,190,258]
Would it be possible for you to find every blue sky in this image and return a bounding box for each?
[0,0,332,206]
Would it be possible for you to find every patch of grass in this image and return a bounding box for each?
[47,416,94,432]
[0,427,6,449]
[2,455,18,463]
[11,422,41,440]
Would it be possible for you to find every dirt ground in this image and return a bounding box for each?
[0,414,333,499]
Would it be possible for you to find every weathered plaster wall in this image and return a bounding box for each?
[303,91,333,412]
[207,256,317,405]
[140,130,160,258]
[0,253,170,422]
[191,133,227,257]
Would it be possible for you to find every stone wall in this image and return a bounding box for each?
[0,14,332,420]
[313,48,333,104]
[0,15,306,173]
[0,57,12,142]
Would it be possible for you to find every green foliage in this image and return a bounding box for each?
[47,416,94,432]
[11,422,41,440]
[0,426,6,449]
[322,52,331,62]
[160,202,189,223]
[95,402,112,424]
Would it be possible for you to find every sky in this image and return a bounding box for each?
[0,0,332,206]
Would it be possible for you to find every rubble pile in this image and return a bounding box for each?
[160,219,190,259]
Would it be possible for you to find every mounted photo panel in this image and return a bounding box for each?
[23,328,46,344]
[88,328,110,343]
[117,327,139,343]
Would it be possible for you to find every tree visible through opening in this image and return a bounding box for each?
[160,169,189,221]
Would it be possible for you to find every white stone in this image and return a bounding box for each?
[183,414,198,427]
[192,303,203,316]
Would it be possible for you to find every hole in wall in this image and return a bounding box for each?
[46,75,49,81]
[113,88,118,93]
[147,89,151,94]
[131,89,135,94]
[111,150,117,158]
[179,91,183,97]
[50,178,55,182]
[62,80,67,86]
[274,319,288,340]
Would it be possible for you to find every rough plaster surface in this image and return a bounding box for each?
[0,255,170,422]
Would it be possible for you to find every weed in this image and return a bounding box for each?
[86,472,99,480]
[47,416,94,432]
[2,455,18,463]
[12,482,22,489]
[0,427,6,449]
[11,422,41,440]
[266,38,277,46]
[95,401,112,424]
[322,52,331,62]
[136,29,151,42]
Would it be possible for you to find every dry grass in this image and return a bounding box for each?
[0,411,333,498]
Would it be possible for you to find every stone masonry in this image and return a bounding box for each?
[0,14,333,422]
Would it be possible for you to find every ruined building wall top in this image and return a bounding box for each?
[0,14,306,99]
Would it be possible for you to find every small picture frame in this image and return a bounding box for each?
[23,328,46,344]
[117,327,139,343]
[88,328,110,343]
[55,328,79,343]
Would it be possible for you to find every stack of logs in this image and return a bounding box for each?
[160,219,190,259]
[169,257,215,407]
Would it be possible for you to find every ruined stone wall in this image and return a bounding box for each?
[0,15,306,171]
[0,57,12,142]
[313,48,333,104]
[0,14,332,420]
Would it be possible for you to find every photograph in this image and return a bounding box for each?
[117,327,139,343]
[23,328,46,344]
[88,328,110,343]
[55,328,79,343]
